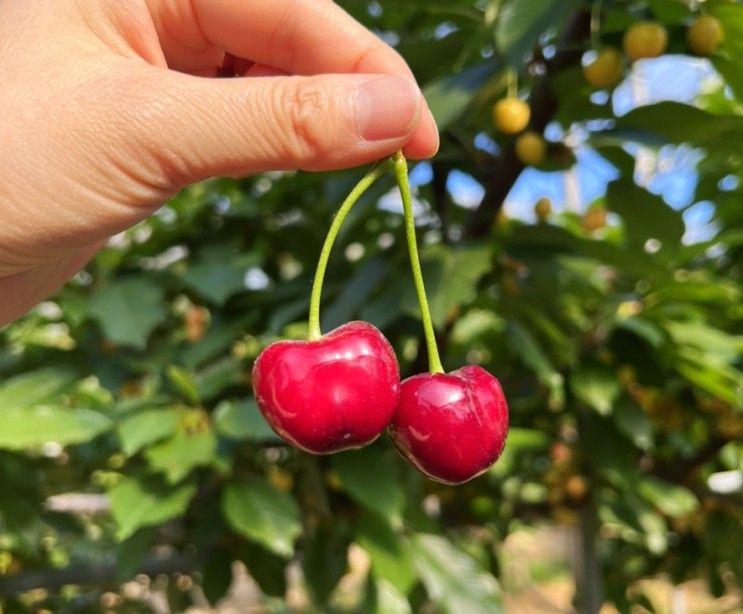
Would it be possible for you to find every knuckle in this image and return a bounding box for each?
[275,80,331,163]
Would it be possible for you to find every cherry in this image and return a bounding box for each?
[492,98,531,135]
[623,22,668,61]
[583,48,624,89]
[251,160,399,454]
[389,366,509,484]
[581,206,608,232]
[687,15,724,56]
[253,320,400,454]
[388,154,510,484]
[534,197,552,221]
[515,131,547,166]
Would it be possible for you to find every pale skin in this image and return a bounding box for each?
[0,0,439,326]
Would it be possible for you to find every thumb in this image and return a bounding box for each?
[126,70,423,185]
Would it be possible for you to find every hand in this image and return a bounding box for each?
[0,0,439,325]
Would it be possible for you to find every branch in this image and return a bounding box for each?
[465,9,592,237]
[0,554,199,598]
[653,436,731,484]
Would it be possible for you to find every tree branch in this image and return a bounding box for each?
[0,554,199,598]
[466,9,592,237]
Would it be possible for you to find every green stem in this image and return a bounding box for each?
[590,0,603,51]
[507,68,518,99]
[308,160,391,340]
[392,152,444,374]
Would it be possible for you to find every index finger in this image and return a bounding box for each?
[191,0,413,79]
[190,0,439,158]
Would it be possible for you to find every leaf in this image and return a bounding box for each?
[613,102,743,155]
[495,0,567,65]
[332,447,405,526]
[423,62,498,129]
[374,579,412,614]
[202,547,234,605]
[222,476,301,558]
[118,408,180,456]
[116,527,156,581]
[181,243,259,305]
[213,399,279,442]
[570,365,620,415]
[322,257,389,331]
[505,321,563,407]
[0,406,112,450]
[239,542,288,597]
[606,180,685,253]
[411,534,502,614]
[356,511,416,595]
[637,477,699,518]
[145,429,217,484]
[109,474,197,540]
[614,397,655,452]
[423,245,493,329]
[303,523,351,605]
[0,368,77,409]
[88,278,166,349]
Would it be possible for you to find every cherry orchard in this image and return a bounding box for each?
[253,153,509,484]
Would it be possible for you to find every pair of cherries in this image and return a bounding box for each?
[251,155,508,485]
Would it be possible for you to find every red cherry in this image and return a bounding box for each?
[252,321,400,454]
[389,365,508,484]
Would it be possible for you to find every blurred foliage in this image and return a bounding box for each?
[1,0,742,611]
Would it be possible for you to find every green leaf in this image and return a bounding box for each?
[614,102,743,156]
[202,547,234,605]
[118,408,180,456]
[213,399,278,441]
[356,511,416,595]
[0,368,77,410]
[239,541,288,597]
[637,477,699,518]
[88,278,166,349]
[411,534,502,614]
[145,428,217,484]
[374,579,412,614]
[614,397,655,452]
[606,180,685,253]
[222,476,301,558]
[505,321,564,407]
[332,447,405,526]
[495,0,566,65]
[303,523,351,605]
[423,62,498,130]
[0,405,112,450]
[109,474,196,540]
[181,243,259,305]
[322,257,389,331]
[116,528,156,581]
[570,365,620,415]
[425,245,492,329]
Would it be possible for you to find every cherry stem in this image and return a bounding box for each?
[392,152,444,374]
[308,159,391,340]
[590,0,603,51]
[507,69,518,99]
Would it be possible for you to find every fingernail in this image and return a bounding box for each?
[357,76,420,141]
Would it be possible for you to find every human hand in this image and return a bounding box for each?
[0,0,439,325]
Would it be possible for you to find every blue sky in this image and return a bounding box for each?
[410,54,722,243]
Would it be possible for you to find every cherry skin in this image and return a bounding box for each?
[623,22,668,61]
[687,15,724,56]
[389,365,509,485]
[492,98,530,135]
[515,131,547,166]
[252,321,400,454]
